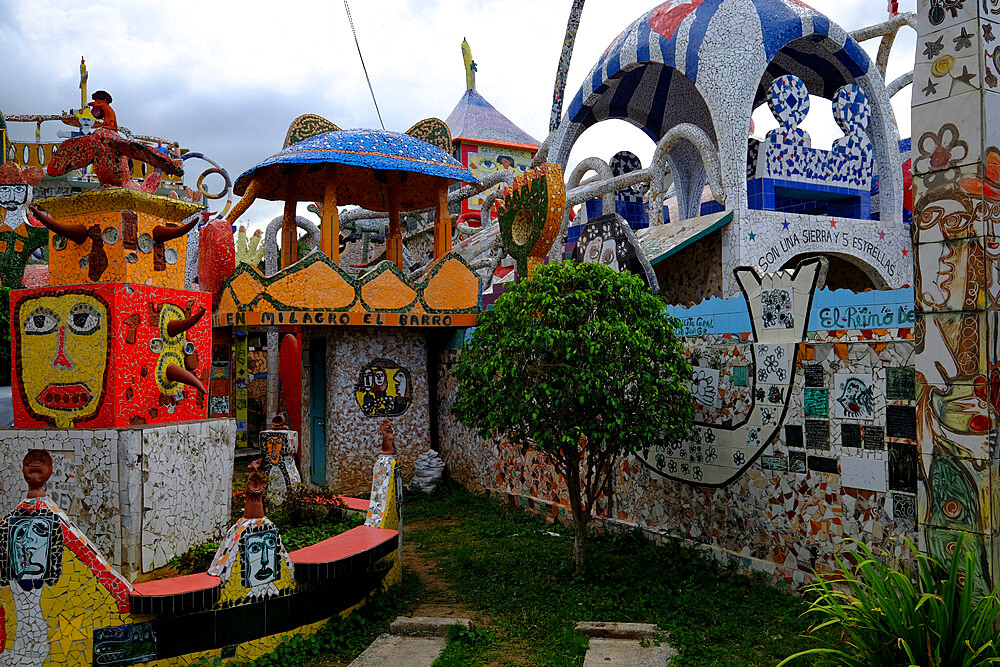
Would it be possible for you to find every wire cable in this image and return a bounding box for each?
[343,0,385,130]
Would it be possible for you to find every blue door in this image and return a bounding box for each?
[309,337,327,485]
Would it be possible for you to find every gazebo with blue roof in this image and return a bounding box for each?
[229,128,477,270]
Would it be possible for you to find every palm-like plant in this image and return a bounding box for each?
[779,537,1000,666]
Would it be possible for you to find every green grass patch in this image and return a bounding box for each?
[407,480,831,666]
[432,623,498,666]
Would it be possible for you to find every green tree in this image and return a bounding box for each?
[452,261,693,573]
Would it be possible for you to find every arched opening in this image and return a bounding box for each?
[780,252,886,291]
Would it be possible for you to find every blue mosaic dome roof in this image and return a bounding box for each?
[565,0,873,140]
[235,129,477,197]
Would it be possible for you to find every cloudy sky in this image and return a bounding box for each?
[1,0,914,229]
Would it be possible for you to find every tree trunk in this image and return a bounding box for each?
[563,450,589,574]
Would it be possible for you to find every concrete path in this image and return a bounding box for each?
[348,634,446,666]
[577,621,677,666]
[348,616,472,667]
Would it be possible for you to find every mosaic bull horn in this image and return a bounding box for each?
[166,306,206,338]
[30,205,88,244]
[152,216,200,243]
[165,363,206,394]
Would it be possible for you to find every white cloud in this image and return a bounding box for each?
[0,0,914,231]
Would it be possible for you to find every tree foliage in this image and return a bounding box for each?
[452,261,693,572]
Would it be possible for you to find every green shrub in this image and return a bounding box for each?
[779,537,1000,666]
[168,542,220,575]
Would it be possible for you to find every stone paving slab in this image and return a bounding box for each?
[348,634,446,666]
[390,615,472,637]
[582,637,678,666]
[576,621,659,639]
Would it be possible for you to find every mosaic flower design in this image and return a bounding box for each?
[761,288,794,329]
[914,124,969,176]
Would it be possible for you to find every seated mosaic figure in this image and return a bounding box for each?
[747,75,874,217]
[258,413,302,504]
[208,460,294,602]
[0,451,132,666]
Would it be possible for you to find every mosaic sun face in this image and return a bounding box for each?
[16,292,110,428]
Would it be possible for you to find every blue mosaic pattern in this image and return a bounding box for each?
[234,129,477,194]
[565,0,873,138]
[748,78,873,217]
[831,85,873,160]
[766,74,811,145]
[667,286,915,337]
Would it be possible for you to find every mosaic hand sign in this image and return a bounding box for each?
[633,257,826,486]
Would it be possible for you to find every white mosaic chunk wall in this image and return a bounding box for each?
[0,419,235,579]
[300,328,431,495]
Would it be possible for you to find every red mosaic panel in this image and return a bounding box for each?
[10,283,210,428]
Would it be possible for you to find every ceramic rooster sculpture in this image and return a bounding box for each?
[46,90,183,191]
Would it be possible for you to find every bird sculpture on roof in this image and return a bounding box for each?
[46,90,183,191]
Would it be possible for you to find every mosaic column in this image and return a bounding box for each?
[912,0,1000,594]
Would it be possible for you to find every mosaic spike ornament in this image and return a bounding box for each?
[493,164,565,279]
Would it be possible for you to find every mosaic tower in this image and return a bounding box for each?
[3,182,234,578]
[912,0,1000,593]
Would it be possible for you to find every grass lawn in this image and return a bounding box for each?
[407,480,831,666]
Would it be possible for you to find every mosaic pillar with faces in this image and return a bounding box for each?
[912,0,1000,594]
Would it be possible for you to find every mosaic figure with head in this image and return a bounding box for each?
[14,291,110,428]
[0,451,63,592]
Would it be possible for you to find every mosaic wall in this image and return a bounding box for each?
[300,328,431,496]
[437,265,924,583]
[655,230,723,305]
[0,445,400,665]
[0,420,235,579]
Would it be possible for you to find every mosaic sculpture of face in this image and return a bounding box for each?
[10,515,53,581]
[244,530,278,585]
[583,235,620,272]
[264,433,286,465]
[17,293,110,428]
